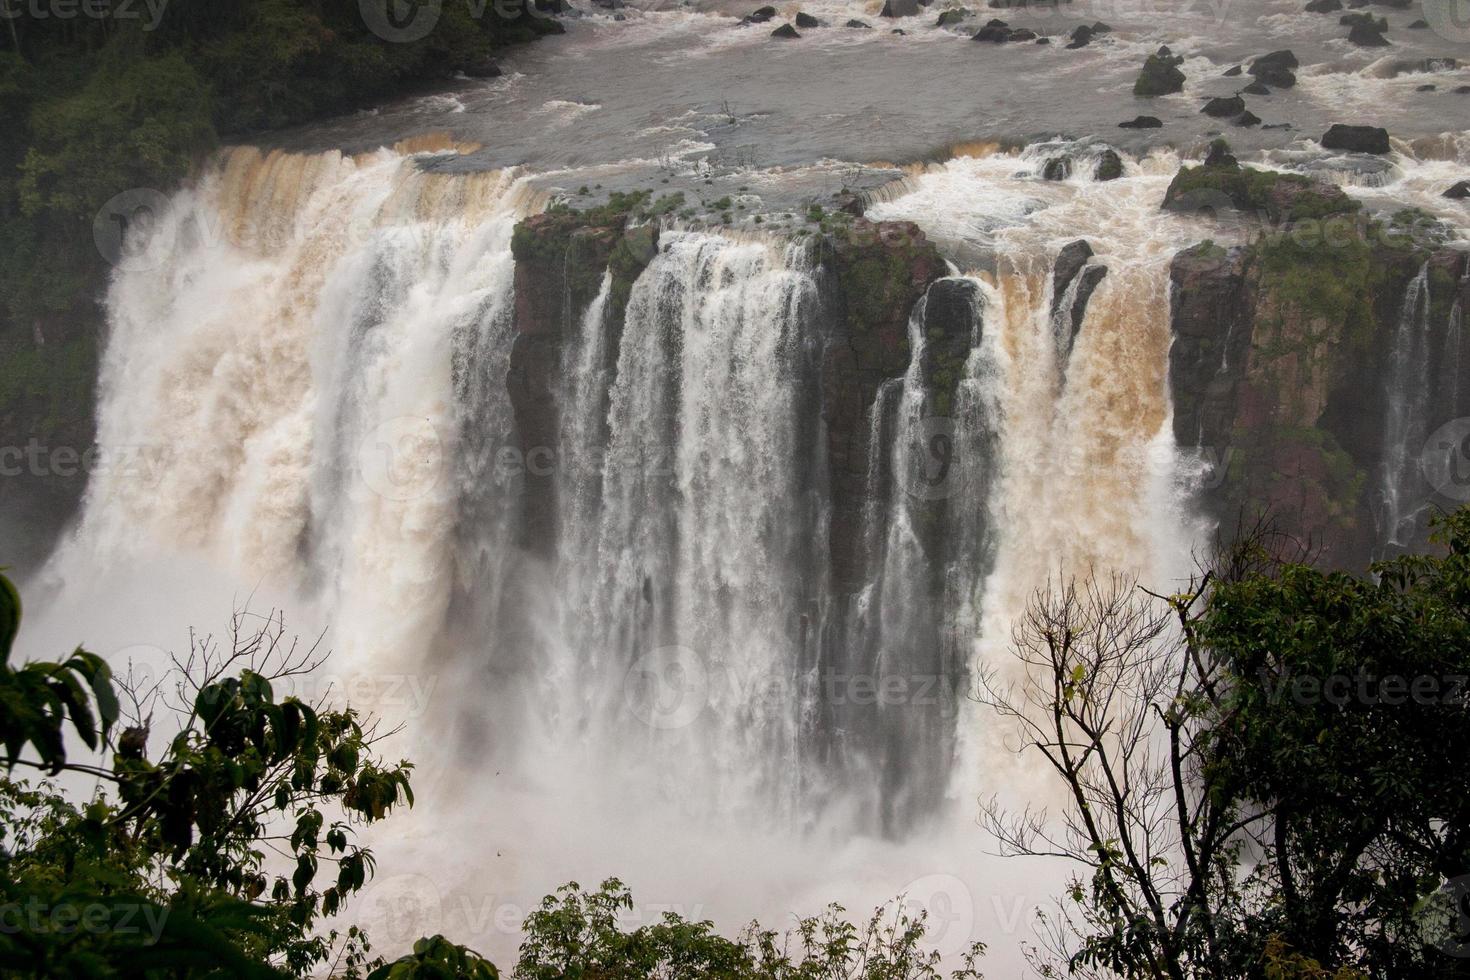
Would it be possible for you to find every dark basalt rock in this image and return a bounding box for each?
[1134,51,1186,96]
[935,7,969,25]
[1118,115,1163,128]
[1203,95,1246,117]
[1066,23,1095,46]
[880,0,920,16]
[1052,239,1093,307]
[1459,85,1470,93]
[1224,64,1243,76]
[972,20,1013,40]
[846,17,873,25]
[1444,181,1470,199]
[1305,0,1342,9]
[741,4,777,22]
[820,220,946,588]
[1205,137,1237,167]
[1094,148,1124,180]
[1408,17,1428,26]
[1321,123,1391,153]
[1249,49,1298,87]
[1242,80,1271,95]
[1236,110,1262,127]
[1009,27,1036,39]
[463,58,503,78]
[1042,156,1072,180]
[771,22,801,37]
[1340,10,1385,26]
[795,11,822,26]
[1418,83,1437,91]
[1347,21,1390,44]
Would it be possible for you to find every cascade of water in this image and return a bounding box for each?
[1378,263,1433,553]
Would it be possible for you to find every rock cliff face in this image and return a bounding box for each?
[1170,212,1470,566]
[819,220,948,588]
[507,209,658,555]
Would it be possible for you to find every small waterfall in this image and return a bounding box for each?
[1378,263,1433,553]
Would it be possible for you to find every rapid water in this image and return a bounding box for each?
[20,0,1470,970]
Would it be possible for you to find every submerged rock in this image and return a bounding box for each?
[1321,123,1391,153]
[771,22,801,36]
[846,17,873,26]
[1305,0,1342,9]
[1443,180,1470,199]
[1236,110,1262,126]
[1118,115,1163,128]
[740,4,777,22]
[463,58,503,78]
[972,19,1013,40]
[935,7,969,25]
[1243,80,1271,95]
[1042,156,1072,180]
[1224,64,1243,76]
[795,11,822,26]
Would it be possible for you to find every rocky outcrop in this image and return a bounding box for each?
[819,220,947,588]
[1051,240,1107,360]
[1249,49,1298,88]
[1169,210,1470,567]
[1134,49,1186,96]
[1321,124,1392,153]
[1119,115,1163,128]
[508,205,659,554]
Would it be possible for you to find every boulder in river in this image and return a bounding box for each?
[771,22,801,36]
[795,11,821,26]
[1203,95,1246,117]
[1224,64,1243,76]
[1042,156,1072,180]
[1242,80,1271,94]
[1009,26,1036,39]
[1134,51,1186,96]
[1118,115,1163,128]
[880,0,920,15]
[1305,0,1341,10]
[1067,23,1095,46]
[1094,148,1124,180]
[1249,49,1298,87]
[935,7,969,25]
[463,58,503,78]
[1204,137,1237,167]
[973,19,1013,40]
[1348,21,1390,44]
[1407,17,1428,26]
[1444,181,1470,199]
[1321,123,1391,153]
[1236,110,1262,126]
[741,4,777,22]
[846,17,872,26]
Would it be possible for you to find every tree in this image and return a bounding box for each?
[976,512,1470,978]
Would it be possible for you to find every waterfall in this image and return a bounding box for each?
[1378,263,1433,553]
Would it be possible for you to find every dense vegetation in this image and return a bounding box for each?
[4,506,1469,977]
[0,0,563,568]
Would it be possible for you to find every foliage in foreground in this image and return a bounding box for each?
[979,510,1470,978]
